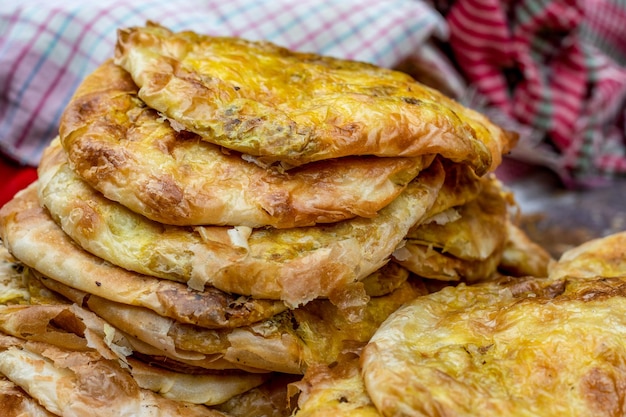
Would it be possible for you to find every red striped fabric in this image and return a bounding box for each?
[440,0,626,186]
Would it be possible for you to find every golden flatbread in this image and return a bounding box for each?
[0,375,57,417]
[215,373,299,417]
[499,221,552,278]
[549,231,626,280]
[392,175,511,282]
[0,185,287,328]
[28,277,270,373]
[362,275,626,417]
[0,340,228,417]
[36,149,446,307]
[38,263,424,375]
[405,175,510,261]
[391,245,502,282]
[292,354,380,417]
[0,268,271,408]
[114,23,515,174]
[0,262,265,373]
[36,274,281,372]
[59,61,430,228]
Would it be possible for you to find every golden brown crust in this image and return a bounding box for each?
[127,358,267,406]
[362,276,626,417]
[59,61,429,228]
[214,373,299,417]
[392,175,510,282]
[359,262,411,297]
[293,355,380,417]
[392,245,503,282]
[424,160,484,215]
[36,149,446,307]
[0,184,287,328]
[499,221,553,278]
[1,223,426,377]
[0,283,272,410]
[38,273,303,374]
[0,375,57,417]
[549,231,626,280]
[0,304,90,353]
[293,277,427,368]
[114,23,514,174]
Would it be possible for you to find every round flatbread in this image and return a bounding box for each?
[59,61,429,228]
[393,175,510,282]
[0,277,270,407]
[114,23,515,174]
[36,144,446,307]
[405,175,510,261]
[0,375,57,417]
[362,275,626,416]
[293,355,380,417]
[392,244,503,282]
[549,231,626,280]
[0,340,239,416]
[215,373,299,417]
[0,184,287,329]
[38,262,424,375]
[499,221,552,278]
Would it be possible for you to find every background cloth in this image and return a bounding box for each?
[434,0,626,187]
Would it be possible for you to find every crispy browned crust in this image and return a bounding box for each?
[114,23,515,174]
[0,291,270,409]
[0,184,288,328]
[425,160,484,215]
[32,277,274,373]
[59,61,430,228]
[40,266,424,375]
[362,276,626,417]
[23,262,423,376]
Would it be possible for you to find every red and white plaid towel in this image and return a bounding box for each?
[437,0,626,186]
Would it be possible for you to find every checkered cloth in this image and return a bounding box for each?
[0,0,458,167]
[436,0,626,186]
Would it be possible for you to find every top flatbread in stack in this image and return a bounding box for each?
[0,21,553,417]
[114,23,516,172]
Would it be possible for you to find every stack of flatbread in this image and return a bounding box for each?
[0,22,555,417]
